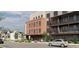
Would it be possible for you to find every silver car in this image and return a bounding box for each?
[48,39,68,47]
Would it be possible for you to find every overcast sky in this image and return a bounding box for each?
[0,11,33,32]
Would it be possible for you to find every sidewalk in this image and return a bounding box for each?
[33,42,79,45]
[69,43,79,45]
[32,42,49,44]
[0,44,4,48]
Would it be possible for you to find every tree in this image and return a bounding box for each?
[42,32,53,42]
[15,32,18,39]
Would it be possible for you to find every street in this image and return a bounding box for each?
[0,41,79,48]
[3,41,50,48]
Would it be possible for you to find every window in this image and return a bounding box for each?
[36,22,38,27]
[34,29,35,33]
[33,22,38,27]
[32,23,34,27]
[46,13,50,18]
[74,25,77,28]
[38,16,40,19]
[35,29,38,33]
[62,11,68,14]
[39,29,41,33]
[41,15,43,18]
[63,16,68,23]
[33,22,35,27]
[33,17,35,19]
[69,15,74,21]
[76,14,79,20]
[54,11,58,16]
[29,24,30,27]
[35,22,37,27]
[36,16,37,19]
[29,30,30,34]
[39,21,41,26]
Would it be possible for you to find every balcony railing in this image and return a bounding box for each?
[50,31,79,35]
[50,19,79,26]
[49,27,79,34]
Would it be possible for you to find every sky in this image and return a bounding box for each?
[0,11,33,32]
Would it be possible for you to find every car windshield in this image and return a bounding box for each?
[54,40,62,42]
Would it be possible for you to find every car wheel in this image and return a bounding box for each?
[48,43,52,46]
[2,41,4,44]
[61,44,65,47]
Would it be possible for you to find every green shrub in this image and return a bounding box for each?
[28,39,32,43]
[15,38,29,43]
[69,38,79,44]
[24,40,28,43]
[68,41,73,43]
[15,40,20,42]
[42,33,53,42]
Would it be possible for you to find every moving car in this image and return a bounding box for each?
[48,39,68,47]
[0,38,4,44]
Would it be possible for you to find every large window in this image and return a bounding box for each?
[69,15,74,21]
[76,14,79,20]
[46,13,50,18]
[54,11,58,16]
[60,26,69,32]
[63,16,68,23]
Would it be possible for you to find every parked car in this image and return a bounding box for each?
[48,39,68,47]
[0,38,4,44]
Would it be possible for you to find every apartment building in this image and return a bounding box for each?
[25,11,53,40]
[49,11,79,40]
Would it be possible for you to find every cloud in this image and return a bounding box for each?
[0,17,18,24]
[0,11,33,32]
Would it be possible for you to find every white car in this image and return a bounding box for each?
[48,39,68,47]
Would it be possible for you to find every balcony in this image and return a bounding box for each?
[50,31,79,35]
[50,19,79,27]
[49,27,79,35]
[49,13,79,26]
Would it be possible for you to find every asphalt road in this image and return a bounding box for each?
[1,41,79,48]
[3,41,50,48]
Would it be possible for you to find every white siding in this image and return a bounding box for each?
[30,11,46,20]
[29,11,73,20]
